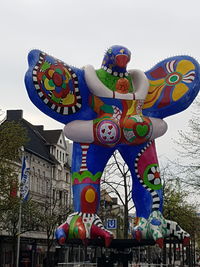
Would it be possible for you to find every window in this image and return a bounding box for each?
[42,179,45,194]
[65,191,68,207]
[66,172,70,183]
[59,191,62,205]
[46,181,49,192]
[31,176,34,191]
[63,192,68,208]
[32,167,35,191]
[63,153,65,162]
[37,177,39,193]
[53,189,55,203]
[63,193,66,207]
[58,170,62,180]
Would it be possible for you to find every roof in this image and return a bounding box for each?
[101,189,113,203]
[41,129,62,144]
[5,110,62,164]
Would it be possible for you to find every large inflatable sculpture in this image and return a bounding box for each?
[25,46,200,248]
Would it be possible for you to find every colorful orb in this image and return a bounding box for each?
[81,185,99,213]
[85,188,95,203]
[96,119,120,145]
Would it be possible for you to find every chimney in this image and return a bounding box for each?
[7,110,23,121]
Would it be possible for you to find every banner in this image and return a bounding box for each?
[20,156,30,201]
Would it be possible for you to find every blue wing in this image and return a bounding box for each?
[24,50,96,124]
[143,55,200,118]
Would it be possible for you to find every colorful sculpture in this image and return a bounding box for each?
[25,46,200,247]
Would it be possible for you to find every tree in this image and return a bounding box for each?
[1,197,41,267]
[162,171,200,256]
[0,121,55,266]
[163,178,198,234]
[0,120,39,266]
[175,98,200,191]
[0,120,27,216]
[36,188,72,266]
[100,151,134,239]
[0,120,27,201]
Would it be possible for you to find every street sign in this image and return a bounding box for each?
[107,218,117,229]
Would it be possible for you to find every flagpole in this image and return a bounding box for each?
[16,201,22,267]
[16,147,25,267]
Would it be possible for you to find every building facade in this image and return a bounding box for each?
[0,110,72,267]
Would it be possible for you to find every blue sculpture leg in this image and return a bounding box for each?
[56,142,116,246]
[118,141,165,246]
[118,141,163,219]
[71,142,116,213]
[118,141,190,247]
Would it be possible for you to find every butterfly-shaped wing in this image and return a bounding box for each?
[25,50,95,124]
[143,56,200,119]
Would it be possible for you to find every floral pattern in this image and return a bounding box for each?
[40,62,75,105]
[31,52,82,117]
[143,163,162,190]
[144,59,195,109]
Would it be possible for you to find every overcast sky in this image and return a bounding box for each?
[1,0,200,162]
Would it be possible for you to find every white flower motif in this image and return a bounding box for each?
[151,166,156,173]
[148,174,155,181]
[154,178,161,185]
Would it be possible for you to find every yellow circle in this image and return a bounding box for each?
[85,189,95,203]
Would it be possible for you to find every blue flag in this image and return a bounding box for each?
[20,156,30,201]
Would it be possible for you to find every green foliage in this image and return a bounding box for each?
[21,200,43,232]
[0,120,37,236]
[0,121,27,214]
[0,121,27,162]
[163,179,199,237]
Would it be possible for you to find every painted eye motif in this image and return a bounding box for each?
[165,72,182,86]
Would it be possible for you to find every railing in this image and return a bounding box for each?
[129,264,190,267]
[58,264,97,267]
[58,263,191,267]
